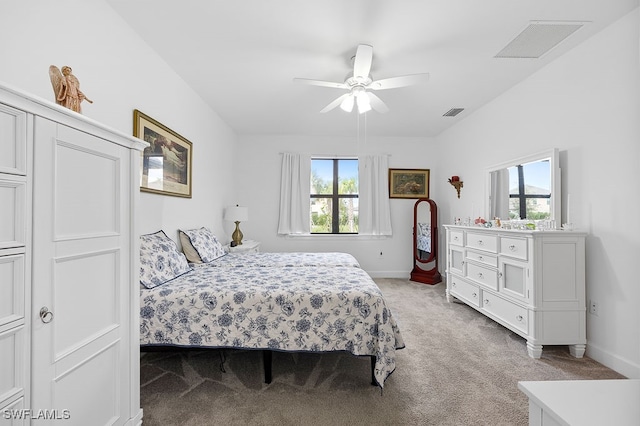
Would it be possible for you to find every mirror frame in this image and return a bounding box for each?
[411,198,442,285]
[485,148,561,223]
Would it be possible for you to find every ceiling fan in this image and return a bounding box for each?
[294,44,429,114]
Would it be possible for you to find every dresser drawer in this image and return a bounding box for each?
[0,253,25,327]
[0,325,26,403]
[0,103,27,176]
[449,276,479,307]
[449,230,464,246]
[0,177,26,250]
[500,236,528,260]
[466,262,498,290]
[466,232,497,253]
[466,249,497,267]
[482,292,528,335]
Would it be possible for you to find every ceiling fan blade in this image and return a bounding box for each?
[293,78,347,89]
[367,92,389,113]
[369,73,430,90]
[353,44,373,79]
[320,93,352,113]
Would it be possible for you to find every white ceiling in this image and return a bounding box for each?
[106,0,638,138]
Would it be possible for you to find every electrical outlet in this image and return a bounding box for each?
[589,300,598,316]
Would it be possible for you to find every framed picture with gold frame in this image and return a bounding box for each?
[134,109,192,198]
[389,168,430,199]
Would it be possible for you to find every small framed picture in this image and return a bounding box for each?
[389,168,430,199]
[134,110,192,198]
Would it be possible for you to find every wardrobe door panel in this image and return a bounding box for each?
[31,118,132,425]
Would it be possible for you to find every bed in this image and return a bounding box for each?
[139,229,405,388]
[191,251,362,269]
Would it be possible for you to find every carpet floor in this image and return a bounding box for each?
[140,278,624,425]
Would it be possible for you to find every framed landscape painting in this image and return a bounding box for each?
[134,110,192,198]
[389,168,430,199]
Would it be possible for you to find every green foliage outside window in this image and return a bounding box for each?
[311,159,358,233]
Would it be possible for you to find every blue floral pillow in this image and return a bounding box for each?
[179,227,226,263]
[140,230,191,289]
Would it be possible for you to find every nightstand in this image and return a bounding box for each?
[227,239,261,253]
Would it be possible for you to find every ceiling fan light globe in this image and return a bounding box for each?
[356,93,372,114]
[340,95,355,112]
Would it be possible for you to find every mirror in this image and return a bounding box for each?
[411,198,442,285]
[486,148,561,224]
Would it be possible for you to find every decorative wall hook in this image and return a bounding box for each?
[448,176,463,198]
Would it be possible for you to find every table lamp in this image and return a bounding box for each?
[224,205,248,246]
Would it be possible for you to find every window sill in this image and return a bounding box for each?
[279,233,391,240]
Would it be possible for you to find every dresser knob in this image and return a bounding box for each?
[478,240,484,245]
[483,299,490,305]
[509,245,516,251]
[478,256,484,261]
[477,272,484,279]
[472,292,477,298]
[516,315,524,322]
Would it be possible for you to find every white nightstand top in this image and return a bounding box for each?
[227,239,261,253]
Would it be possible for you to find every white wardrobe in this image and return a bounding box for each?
[0,82,145,425]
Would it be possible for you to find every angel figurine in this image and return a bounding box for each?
[49,65,93,113]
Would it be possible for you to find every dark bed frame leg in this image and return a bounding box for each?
[263,350,272,384]
[370,356,377,386]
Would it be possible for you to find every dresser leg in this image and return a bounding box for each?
[445,289,453,303]
[527,341,543,358]
[569,344,586,358]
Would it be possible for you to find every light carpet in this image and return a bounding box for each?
[140,278,624,425]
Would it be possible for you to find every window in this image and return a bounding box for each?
[310,158,358,233]
[508,160,551,220]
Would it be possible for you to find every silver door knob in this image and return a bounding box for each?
[39,306,54,324]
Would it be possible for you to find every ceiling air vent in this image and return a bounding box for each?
[495,21,587,59]
[443,108,464,117]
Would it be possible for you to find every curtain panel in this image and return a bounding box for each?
[358,155,393,236]
[277,152,311,234]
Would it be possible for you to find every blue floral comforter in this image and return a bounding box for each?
[192,251,361,268]
[140,265,404,387]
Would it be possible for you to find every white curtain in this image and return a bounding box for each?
[490,168,510,219]
[277,152,311,234]
[358,155,393,236]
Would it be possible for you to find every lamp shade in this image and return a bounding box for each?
[224,205,248,222]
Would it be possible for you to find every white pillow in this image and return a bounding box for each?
[179,227,226,263]
[139,231,191,289]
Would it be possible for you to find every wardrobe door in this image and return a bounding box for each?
[31,118,132,425]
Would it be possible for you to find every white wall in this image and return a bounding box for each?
[435,9,640,377]
[235,134,439,276]
[0,0,237,243]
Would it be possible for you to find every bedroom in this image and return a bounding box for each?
[0,0,638,424]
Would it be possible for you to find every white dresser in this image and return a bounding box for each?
[0,82,146,424]
[444,225,586,358]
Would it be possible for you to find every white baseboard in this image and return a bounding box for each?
[365,271,411,279]
[586,341,640,379]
